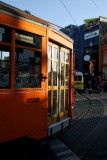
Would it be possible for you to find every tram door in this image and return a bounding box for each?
[48,42,70,125]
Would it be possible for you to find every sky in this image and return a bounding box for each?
[1,0,107,28]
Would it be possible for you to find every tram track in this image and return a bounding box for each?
[0,93,105,160]
[47,92,104,160]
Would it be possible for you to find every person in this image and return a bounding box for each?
[97,80,103,95]
[87,80,93,96]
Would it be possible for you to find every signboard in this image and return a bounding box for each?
[84,30,99,40]
[84,55,90,61]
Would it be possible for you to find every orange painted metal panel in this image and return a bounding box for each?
[49,29,73,48]
[0,91,47,142]
[0,13,46,37]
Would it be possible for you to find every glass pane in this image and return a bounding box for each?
[15,30,42,49]
[53,61,57,86]
[66,64,69,86]
[0,51,10,60]
[103,67,107,80]
[15,48,41,88]
[52,90,57,115]
[0,47,10,88]
[61,63,64,86]
[65,53,69,63]
[0,25,12,43]
[74,76,77,81]
[48,45,52,59]
[78,76,82,81]
[0,62,10,88]
[61,90,64,112]
[52,47,58,60]
[48,91,51,115]
[48,60,51,86]
[60,50,65,62]
[65,90,69,111]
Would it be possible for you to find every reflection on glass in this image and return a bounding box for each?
[48,60,51,86]
[52,90,57,115]
[65,90,69,111]
[65,53,69,62]
[0,62,10,88]
[0,50,10,88]
[15,48,41,88]
[0,51,9,60]
[61,64,64,86]
[48,45,52,59]
[66,64,69,86]
[61,90,64,112]
[0,24,11,43]
[52,47,58,60]
[53,61,57,86]
[60,50,65,62]
[48,91,51,115]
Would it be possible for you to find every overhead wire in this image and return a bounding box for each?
[91,0,105,17]
[60,0,79,28]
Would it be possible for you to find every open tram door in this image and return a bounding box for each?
[48,42,74,136]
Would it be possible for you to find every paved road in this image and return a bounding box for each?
[0,93,107,160]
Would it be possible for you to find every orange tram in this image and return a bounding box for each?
[0,2,75,143]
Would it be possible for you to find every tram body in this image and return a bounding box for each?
[0,2,75,143]
[74,71,84,90]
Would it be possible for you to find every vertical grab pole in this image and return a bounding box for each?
[69,49,75,119]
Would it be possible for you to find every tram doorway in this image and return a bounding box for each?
[48,42,70,125]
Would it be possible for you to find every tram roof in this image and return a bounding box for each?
[0,1,67,30]
[0,1,74,45]
[0,1,50,27]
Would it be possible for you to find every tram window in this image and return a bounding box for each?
[61,90,64,112]
[78,76,82,81]
[15,48,41,88]
[0,46,10,88]
[48,60,51,86]
[15,30,42,49]
[0,25,12,43]
[48,90,51,115]
[52,90,57,114]
[61,64,64,86]
[65,53,69,63]
[48,45,52,59]
[60,50,65,62]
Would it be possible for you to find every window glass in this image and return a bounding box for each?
[48,60,51,86]
[65,53,69,63]
[60,50,65,62]
[0,46,10,88]
[52,47,58,60]
[52,90,57,114]
[65,90,69,111]
[61,90,64,112]
[48,90,51,115]
[66,64,69,86]
[103,67,107,80]
[15,48,41,88]
[0,25,12,43]
[15,30,42,49]
[78,76,82,81]
[48,45,52,59]
[53,61,57,86]
[61,63,64,86]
